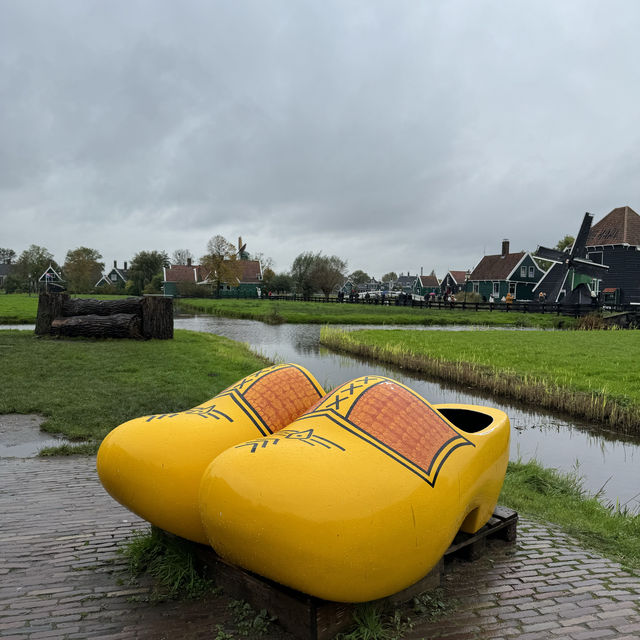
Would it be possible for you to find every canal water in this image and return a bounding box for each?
[175,315,640,511]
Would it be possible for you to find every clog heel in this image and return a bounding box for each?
[97,363,325,544]
[199,375,509,602]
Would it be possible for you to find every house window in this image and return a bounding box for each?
[473,283,479,294]
[492,282,500,296]
[110,273,117,282]
[509,282,516,296]
[528,266,534,278]
[520,266,526,277]
[588,251,603,265]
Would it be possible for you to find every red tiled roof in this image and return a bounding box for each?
[448,270,467,284]
[163,264,206,283]
[239,260,262,283]
[419,273,439,287]
[469,252,525,281]
[587,206,640,246]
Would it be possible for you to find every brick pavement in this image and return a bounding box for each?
[1,455,639,639]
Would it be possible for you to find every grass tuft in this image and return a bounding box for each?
[121,526,214,601]
[501,459,640,569]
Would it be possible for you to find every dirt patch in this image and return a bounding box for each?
[0,414,68,457]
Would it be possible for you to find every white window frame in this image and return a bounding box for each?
[520,266,527,277]
[492,282,500,296]
[528,266,535,277]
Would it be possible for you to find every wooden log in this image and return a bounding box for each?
[50,313,143,339]
[142,296,173,339]
[62,297,142,317]
[35,292,69,336]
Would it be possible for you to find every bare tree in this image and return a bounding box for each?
[171,249,194,265]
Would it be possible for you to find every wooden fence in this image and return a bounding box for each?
[263,294,637,319]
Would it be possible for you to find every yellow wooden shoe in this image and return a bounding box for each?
[199,375,509,602]
[97,363,325,544]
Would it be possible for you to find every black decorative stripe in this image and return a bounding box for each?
[225,390,271,436]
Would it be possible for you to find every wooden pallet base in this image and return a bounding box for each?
[194,506,518,640]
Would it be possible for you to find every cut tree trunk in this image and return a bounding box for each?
[36,292,69,335]
[62,298,143,317]
[142,296,173,339]
[51,313,143,339]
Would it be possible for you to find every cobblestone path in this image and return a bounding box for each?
[1,455,639,639]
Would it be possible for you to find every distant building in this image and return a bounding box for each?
[38,265,65,292]
[162,259,208,297]
[163,238,263,298]
[585,206,640,304]
[412,271,440,297]
[394,273,417,293]
[468,240,544,301]
[440,270,469,296]
[96,261,130,289]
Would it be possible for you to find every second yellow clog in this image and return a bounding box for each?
[97,363,325,544]
[199,375,509,602]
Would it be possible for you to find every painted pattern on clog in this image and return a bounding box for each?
[97,363,325,544]
[234,374,474,486]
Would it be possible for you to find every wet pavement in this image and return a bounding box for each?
[1,419,639,639]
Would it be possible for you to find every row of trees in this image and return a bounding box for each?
[1,239,354,299]
[0,245,172,295]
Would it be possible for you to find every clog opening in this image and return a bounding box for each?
[437,408,493,433]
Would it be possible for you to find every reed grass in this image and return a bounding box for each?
[501,460,640,568]
[320,327,640,434]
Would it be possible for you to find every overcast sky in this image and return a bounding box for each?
[2,0,639,278]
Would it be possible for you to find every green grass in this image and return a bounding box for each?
[0,330,269,446]
[122,526,214,601]
[176,298,574,329]
[501,459,640,569]
[0,293,130,323]
[320,327,640,433]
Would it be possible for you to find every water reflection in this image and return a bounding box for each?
[175,315,640,511]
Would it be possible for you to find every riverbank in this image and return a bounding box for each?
[320,327,640,435]
[175,297,576,329]
[0,330,269,450]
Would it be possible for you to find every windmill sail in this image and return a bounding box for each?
[534,212,609,303]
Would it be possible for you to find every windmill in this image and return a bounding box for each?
[534,212,609,303]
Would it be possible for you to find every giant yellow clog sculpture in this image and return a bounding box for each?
[199,375,509,602]
[97,363,325,544]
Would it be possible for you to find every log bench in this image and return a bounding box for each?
[35,292,173,340]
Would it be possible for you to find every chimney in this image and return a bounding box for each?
[501,239,509,257]
[238,236,242,251]
[113,260,117,268]
[124,261,127,270]
[187,257,192,267]
[421,266,423,276]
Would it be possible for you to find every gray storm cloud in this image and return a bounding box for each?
[1,0,639,275]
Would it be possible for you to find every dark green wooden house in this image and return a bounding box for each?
[468,240,544,301]
[412,271,440,297]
